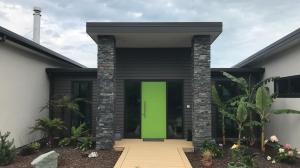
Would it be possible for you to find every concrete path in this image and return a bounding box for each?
[114,139,194,168]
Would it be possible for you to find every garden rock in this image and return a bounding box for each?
[88,151,98,158]
[31,150,59,168]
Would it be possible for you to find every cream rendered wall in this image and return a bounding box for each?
[0,41,66,147]
[255,44,300,149]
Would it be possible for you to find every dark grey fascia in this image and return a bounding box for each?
[233,28,300,68]
[0,26,86,68]
[86,22,222,47]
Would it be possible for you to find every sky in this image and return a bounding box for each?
[0,0,299,68]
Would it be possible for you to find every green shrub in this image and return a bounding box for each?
[19,141,41,156]
[30,142,41,151]
[70,123,88,145]
[59,123,91,149]
[78,137,92,151]
[0,131,16,166]
[59,138,71,147]
[274,143,298,164]
[30,118,66,147]
[230,144,256,168]
[201,140,223,158]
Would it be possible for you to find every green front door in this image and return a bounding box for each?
[141,82,166,139]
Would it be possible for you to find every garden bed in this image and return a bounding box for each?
[186,147,300,168]
[2,147,121,168]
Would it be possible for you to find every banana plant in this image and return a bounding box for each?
[235,98,249,146]
[255,86,300,152]
[223,72,278,145]
[211,85,229,145]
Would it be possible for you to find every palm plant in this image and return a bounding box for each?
[41,96,86,130]
[30,118,66,147]
[254,86,300,152]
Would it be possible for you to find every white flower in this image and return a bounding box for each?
[270,135,279,143]
[264,139,269,144]
[231,144,239,149]
[219,144,223,147]
[88,152,98,158]
[267,156,272,161]
[272,160,276,164]
[279,148,285,153]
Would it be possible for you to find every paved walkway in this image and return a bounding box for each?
[113,139,194,168]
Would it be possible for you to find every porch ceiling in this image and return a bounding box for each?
[86,22,222,48]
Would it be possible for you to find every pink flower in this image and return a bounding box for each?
[284,144,292,150]
[270,135,279,143]
[288,150,294,156]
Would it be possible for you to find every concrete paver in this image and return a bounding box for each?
[114,139,194,168]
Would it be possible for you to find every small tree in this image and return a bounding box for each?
[30,118,66,147]
[255,86,300,152]
[0,131,16,166]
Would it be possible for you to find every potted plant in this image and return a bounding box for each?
[201,150,213,168]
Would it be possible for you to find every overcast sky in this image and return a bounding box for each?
[1,0,299,68]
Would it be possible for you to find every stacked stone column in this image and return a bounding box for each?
[96,36,115,149]
[192,35,212,150]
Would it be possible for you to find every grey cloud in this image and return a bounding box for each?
[2,0,300,67]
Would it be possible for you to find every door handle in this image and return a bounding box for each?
[144,101,146,118]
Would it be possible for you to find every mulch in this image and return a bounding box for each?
[186,147,300,168]
[2,147,121,168]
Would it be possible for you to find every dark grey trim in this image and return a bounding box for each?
[211,68,265,73]
[0,26,85,68]
[46,67,264,74]
[233,28,300,68]
[86,22,222,44]
[46,68,97,74]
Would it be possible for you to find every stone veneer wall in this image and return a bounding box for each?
[192,35,212,150]
[96,36,116,149]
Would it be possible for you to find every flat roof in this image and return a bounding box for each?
[46,67,264,76]
[233,27,300,68]
[0,26,85,68]
[86,22,222,48]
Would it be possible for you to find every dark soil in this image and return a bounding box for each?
[2,147,121,168]
[186,147,300,168]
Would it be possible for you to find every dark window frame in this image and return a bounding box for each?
[71,80,93,129]
[275,75,300,98]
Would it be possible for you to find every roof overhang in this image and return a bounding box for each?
[0,26,85,68]
[233,28,300,68]
[86,22,222,48]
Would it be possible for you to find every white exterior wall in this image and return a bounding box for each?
[0,42,67,147]
[255,44,300,149]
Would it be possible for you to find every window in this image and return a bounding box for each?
[72,81,92,130]
[275,75,300,97]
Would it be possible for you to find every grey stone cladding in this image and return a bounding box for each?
[96,36,116,149]
[192,35,212,150]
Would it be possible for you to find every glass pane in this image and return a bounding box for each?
[72,81,92,131]
[277,78,289,95]
[124,81,141,138]
[167,81,183,139]
[290,77,300,94]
